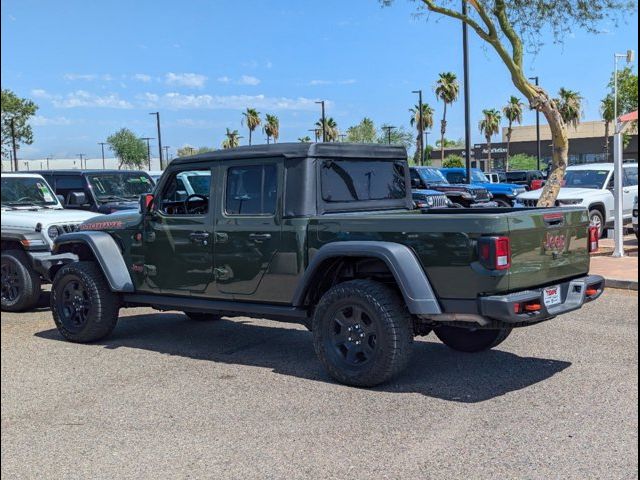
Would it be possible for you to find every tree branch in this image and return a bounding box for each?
[420,0,492,42]
[493,0,524,68]
[467,0,497,38]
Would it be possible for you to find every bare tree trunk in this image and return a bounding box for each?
[440,103,447,162]
[505,123,512,172]
[416,132,423,166]
[536,96,568,207]
[249,128,252,146]
[486,136,492,171]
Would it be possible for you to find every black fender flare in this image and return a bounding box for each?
[53,231,134,292]
[292,241,442,315]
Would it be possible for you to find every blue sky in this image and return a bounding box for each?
[1,0,638,159]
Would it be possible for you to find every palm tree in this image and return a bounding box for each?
[502,96,524,171]
[479,108,502,170]
[435,72,460,161]
[241,108,261,146]
[600,94,615,160]
[222,128,241,149]
[316,117,339,142]
[263,114,280,144]
[556,88,583,130]
[298,136,312,143]
[409,103,434,165]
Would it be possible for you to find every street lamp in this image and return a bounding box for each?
[462,0,472,182]
[9,117,18,171]
[308,129,320,142]
[425,130,432,162]
[76,153,86,169]
[412,90,423,164]
[382,125,396,145]
[98,142,107,169]
[46,156,52,170]
[612,49,635,258]
[149,112,163,169]
[528,76,542,171]
[315,101,326,142]
[140,137,154,170]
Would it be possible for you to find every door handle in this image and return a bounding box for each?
[249,233,271,242]
[189,231,210,244]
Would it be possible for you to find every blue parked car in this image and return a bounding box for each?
[438,168,527,207]
[411,189,452,209]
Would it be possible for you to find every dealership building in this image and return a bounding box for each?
[428,120,639,171]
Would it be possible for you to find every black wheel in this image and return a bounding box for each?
[1,250,41,312]
[312,279,413,387]
[493,197,512,208]
[434,325,512,353]
[51,262,120,342]
[589,209,605,238]
[184,311,222,321]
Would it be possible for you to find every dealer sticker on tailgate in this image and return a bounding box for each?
[543,285,562,307]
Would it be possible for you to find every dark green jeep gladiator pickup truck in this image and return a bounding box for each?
[41,143,604,387]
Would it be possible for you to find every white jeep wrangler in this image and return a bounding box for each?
[1,173,98,311]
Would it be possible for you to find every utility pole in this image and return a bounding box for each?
[149,112,163,169]
[462,0,472,183]
[308,129,320,142]
[77,154,86,169]
[163,146,170,164]
[98,142,107,169]
[528,76,541,170]
[315,100,326,142]
[412,90,424,164]
[24,161,29,171]
[46,156,52,169]
[140,137,154,170]
[10,117,18,172]
[382,126,396,145]
[338,134,347,142]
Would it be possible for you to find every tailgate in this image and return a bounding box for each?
[508,207,590,291]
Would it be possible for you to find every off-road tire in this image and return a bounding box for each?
[493,197,512,208]
[434,325,512,353]
[312,279,414,387]
[184,311,222,321]
[1,250,42,312]
[51,261,120,342]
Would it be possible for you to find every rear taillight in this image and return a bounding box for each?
[478,236,511,271]
[588,225,599,253]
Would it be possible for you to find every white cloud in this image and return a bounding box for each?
[238,75,261,86]
[165,72,207,88]
[133,73,152,82]
[309,79,357,86]
[63,73,113,81]
[31,115,74,126]
[140,92,324,111]
[217,76,232,84]
[31,89,132,109]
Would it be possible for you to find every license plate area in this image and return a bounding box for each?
[543,285,562,307]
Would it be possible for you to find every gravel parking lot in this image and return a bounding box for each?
[1,289,637,480]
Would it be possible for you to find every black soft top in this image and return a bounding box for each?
[32,169,151,176]
[171,142,407,165]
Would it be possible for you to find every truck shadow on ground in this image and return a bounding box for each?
[35,312,571,403]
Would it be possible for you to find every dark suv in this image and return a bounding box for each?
[34,170,154,214]
[410,166,494,207]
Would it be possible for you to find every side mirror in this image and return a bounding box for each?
[140,193,154,213]
[56,194,65,205]
[66,191,87,206]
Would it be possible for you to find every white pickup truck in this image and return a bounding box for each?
[517,163,638,237]
[1,173,98,311]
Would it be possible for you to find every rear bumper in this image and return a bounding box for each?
[479,275,605,325]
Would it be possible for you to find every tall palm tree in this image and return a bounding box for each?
[409,103,434,165]
[600,94,615,160]
[222,128,241,149]
[263,114,280,144]
[298,136,311,143]
[316,117,339,142]
[478,108,502,171]
[502,96,524,171]
[435,72,460,162]
[556,88,583,130]
[241,108,261,146]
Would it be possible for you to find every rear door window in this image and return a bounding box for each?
[225,164,277,215]
[624,167,638,187]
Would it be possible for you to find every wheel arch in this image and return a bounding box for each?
[292,241,441,315]
[53,231,134,292]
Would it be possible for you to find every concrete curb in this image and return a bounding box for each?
[605,278,638,291]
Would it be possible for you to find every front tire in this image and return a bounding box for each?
[51,262,120,342]
[589,209,605,238]
[1,250,41,312]
[493,197,512,208]
[434,325,512,353]
[312,279,413,387]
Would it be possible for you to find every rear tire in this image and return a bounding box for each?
[184,311,222,321]
[1,250,41,312]
[51,262,120,342]
[312,279,413,387]
[434,325,512,353]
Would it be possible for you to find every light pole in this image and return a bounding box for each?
[98,142,107,169]
[338,134,347,142]
[149,112,163,169]
[412,90,424,164]
[308,129,320,142]
[46,156,52,169]
[382,126,396,145]
[462,0,472,183]
[315,101,326,142]
[140,137,154,170]
[425,130,431,163]
[76,154,86,169]
[528,76,541,170]
[612,49,635,258]
[10,117,18,171]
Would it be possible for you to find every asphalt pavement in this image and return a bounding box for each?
[1,289,638,480]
